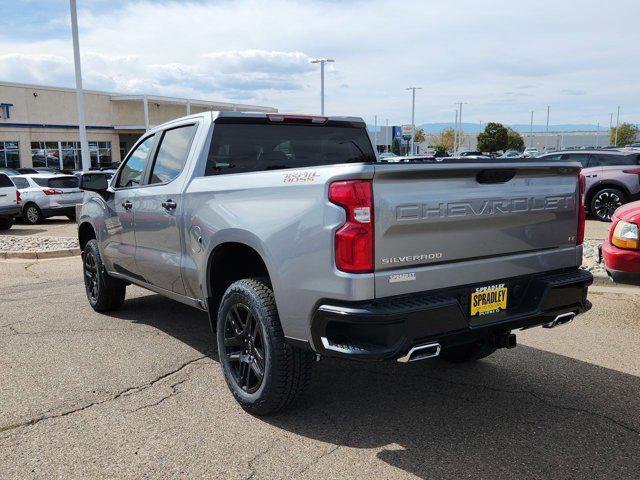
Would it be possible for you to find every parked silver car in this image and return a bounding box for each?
[10,174,83,224]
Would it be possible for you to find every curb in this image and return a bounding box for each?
[590,272,611,287]
[0,248,80,260]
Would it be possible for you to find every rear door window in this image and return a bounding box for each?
[562,153,589,168]
[205,121,376,176]
[116,135,156,188]
[11,177,30,189]
[148,124,197,184]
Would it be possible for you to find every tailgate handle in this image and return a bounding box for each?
[476,169,516,184]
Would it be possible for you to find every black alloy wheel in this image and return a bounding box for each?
[222,304,266,394]
[592,189,624,221]
[83,249,99,303]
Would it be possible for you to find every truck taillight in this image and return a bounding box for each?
[328,180,374,273]
[16,190,21,205]
[42,188,63,196]
[577,173,586,245]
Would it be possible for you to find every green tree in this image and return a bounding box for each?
[610,123,639,147]
[477,122,509,152]
[413,128,426,144]
[506,127,525,151]
[391,137,401,155]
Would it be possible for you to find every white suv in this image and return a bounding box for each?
[10,174,82,224]
[0,173,20,230]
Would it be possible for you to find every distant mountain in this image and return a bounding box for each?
[416,123,606,134]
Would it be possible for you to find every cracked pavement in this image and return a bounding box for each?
[1,256,640,479]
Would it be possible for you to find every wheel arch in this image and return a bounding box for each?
[78,221,97,251]
[586,181,630,210]
[205,240,273,331]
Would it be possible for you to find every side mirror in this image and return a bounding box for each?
[80,173,109,192]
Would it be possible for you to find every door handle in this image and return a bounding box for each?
[585,174,597,178]
[121,200,133,210]
[162,200,177,211]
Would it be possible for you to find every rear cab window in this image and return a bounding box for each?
[205,116,376,176]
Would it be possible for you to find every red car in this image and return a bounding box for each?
[601,200,640,285]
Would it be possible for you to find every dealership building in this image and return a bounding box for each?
[0,81,277,170]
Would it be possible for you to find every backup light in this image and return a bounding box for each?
[328,180,374,273]
[611,220,639,250]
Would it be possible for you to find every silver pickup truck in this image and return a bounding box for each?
[77,111,592,415]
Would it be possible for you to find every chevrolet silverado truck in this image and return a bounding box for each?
[77,111,593,415]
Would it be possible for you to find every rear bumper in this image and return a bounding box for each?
[0,204,21,216]
[42,206,76,218]
[311,268,593,361]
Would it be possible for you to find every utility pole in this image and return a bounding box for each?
[454,109,459,153]
[614,106,621,147]
[529,110,534,148]
[70,0,91,171]
[310,58,334,115]
[456,102,466,153]
[544,105,550,152]
[373,115,378,155]
[406,87,422,155]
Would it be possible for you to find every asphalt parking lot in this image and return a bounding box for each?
[1,220,639,479]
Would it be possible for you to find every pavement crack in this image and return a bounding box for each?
[0,355,210,435]
[244,440,278,480]
[23,262,39,279]
[130,376,191,413]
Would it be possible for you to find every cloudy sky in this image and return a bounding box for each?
[0,0,637,126]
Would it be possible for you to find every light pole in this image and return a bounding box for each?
[456,102,466,153]
[614,105,621,147]
[595,122,600,148]
[373,115,378,154]
[544,105,550,152]
[385,118,389,152]
[529,110,534,148]
[453,109,458,153]
[406,87,422,155]
[69,0,90,171]
[310,58,334,115]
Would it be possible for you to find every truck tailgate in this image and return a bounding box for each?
[373,161,582,296]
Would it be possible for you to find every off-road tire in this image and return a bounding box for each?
[217,278,314,415]
[439,341,497,363]
[83,239,126,312]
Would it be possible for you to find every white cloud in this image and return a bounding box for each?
[0,0,638,125]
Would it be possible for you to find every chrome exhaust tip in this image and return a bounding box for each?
[543,312,575,329]
[397,343,441,363]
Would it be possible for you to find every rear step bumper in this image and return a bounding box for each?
[311,268,593,361]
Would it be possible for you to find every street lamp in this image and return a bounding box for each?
[310,58,334,115]
[529,110,534,149]
[69,0,90,171]
[406,87,422,155]
[614,106,621,147]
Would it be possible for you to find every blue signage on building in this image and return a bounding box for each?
[0,103,14,119]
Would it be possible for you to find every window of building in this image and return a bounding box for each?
[0,141,20,168]
[31,141,113,170]
[149,125,196,184]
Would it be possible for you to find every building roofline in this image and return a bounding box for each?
[0,80,277,113]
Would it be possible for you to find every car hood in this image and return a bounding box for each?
[614,200,640,224]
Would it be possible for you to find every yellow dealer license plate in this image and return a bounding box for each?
[470,284,508,316]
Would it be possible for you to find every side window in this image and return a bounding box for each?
[590,154,636,167]
[563,153,589,168]
[11,177,30,189]
[148,125,197,185]
[0,173,13,187]
[542,154,562,161]
[116,135,155,188]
